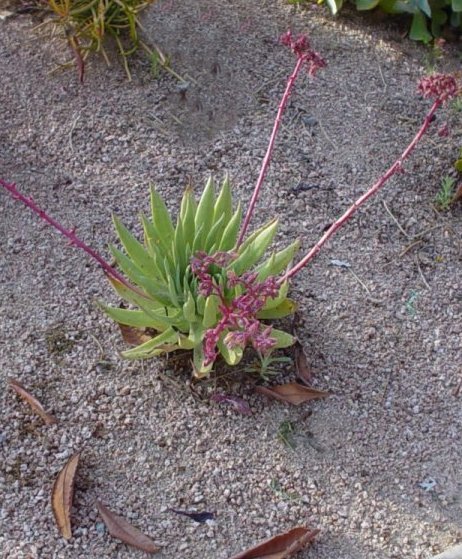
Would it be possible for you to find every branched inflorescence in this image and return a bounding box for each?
[418,73,459,103]
[279,30,326,76]
[191,252,280,366]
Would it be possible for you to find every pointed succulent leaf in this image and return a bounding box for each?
[107,277,187,330]
[98,304,171,331]
[166,274,181,307]
[204,212,226,252]
[256,239,301,280]
[213,175,233,225]
[121,327,179,359]
[173,217,186,274]
[150,187,175,251]
[183,289,197,323]
[231,219,279,276]
[112,215,159,277]
[193,344,214,377]
[196,294,206,315]
[179,187,196,246]
[217,334,244,365]
[177,334,196,350]
[257,298,297,319]
[194,177,215,249]
[262,281,290,310]
[202,295,219,328]
[188,322,205,345]
[110,246,174,307]
[218,203,242,251]
[270,328,296,349]
[140,214,168,281]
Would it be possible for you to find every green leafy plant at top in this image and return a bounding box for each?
[320,0,462,43]
[1,34,460,380]
[40,0,177,82]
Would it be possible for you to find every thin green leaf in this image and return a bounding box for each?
[183,289,197,323]
[325,0,343,14]
[256,239,300,281]
[231,219,279,276]
[218,203,242,251]
[202,295,219,328]
[179,187,196,245]
[121,327,179,359]
[409,11,432,42]
[98,304,169,330]
[204,212,225,252]
[194,177,215,249]
[213,175,233,225]
[150,187,175,251]
[112,215,158,276]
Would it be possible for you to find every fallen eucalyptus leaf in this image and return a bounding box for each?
[8,378,57,425]
[294,344,312,385]
[52,452,81,539]
[452,182,462,204]
[210,393,252,416]
[228,526,319,559]
[96,501,160,554]
[118,324,153,346]
[256,383,330,405]
[167,508,214,523]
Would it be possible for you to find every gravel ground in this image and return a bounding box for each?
[1,1,461,558]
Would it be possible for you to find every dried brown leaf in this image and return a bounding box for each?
[452,182,462,204]
[8,378,57,425]
[96,501,160,554]
[294,344,312,385]
[228,526,319,559]
[118,324,152,346]
[52,452,81,539]
[256,383,330,406]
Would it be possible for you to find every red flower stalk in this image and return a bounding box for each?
[236,31,326,247]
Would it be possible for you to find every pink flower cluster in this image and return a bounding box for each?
[190,252,280,366]
[280,30,326,76]
[418,74,459,103]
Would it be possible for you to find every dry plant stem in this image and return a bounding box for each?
[0,179,139,293]
[281,99,441,283]
[237,56,305,247]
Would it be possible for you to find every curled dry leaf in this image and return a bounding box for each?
[52,452,81,539]
[96,501,159,554]
[452,182,462,204]
[256,382,330,406]
[294,343,312,385]
[228,526,319,559]
[118,324,153,346]
[8,378,57,425]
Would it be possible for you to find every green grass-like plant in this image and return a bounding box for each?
[43,0,157,80]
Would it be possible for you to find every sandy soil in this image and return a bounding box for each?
[1,0,461,558]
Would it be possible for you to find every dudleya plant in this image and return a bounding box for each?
[101,178,299,376]
[1,32,460,380]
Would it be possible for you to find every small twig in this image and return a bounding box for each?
[317,118,337,150]
[69,113,81,153]
[382,200,410,238]
[88,332,105,360]
[415,254,431,289]
[348,269,381,304]
[399,239,423,257]
[453,374,462,397]
[375,54,388,92]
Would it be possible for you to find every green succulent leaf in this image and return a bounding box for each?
[231,219,279,276]
[112,215,157,276]
[263,281,289,310]
[356,0,380,10]
[183,289,197,323]
[217,334,244,366]
[452,0,462,11]
[218,202,242,251]
[121,327,179,359]
[204,212,226,252]
[257,298,297,319]
[179,186,197,245]
[256,239,300,280]
[194,177,215,249]
[98,303,169,330]
[193,344,214,377]
[203,294,219,328]
[409,11,432,42]
[213,175,233,226]
[150,187,175,252]
[270,328,296,349]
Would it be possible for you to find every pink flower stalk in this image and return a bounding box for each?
[191,252,279,366]
[280,74,460,283]
[0,179,142,295]
[236,31,326,247]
